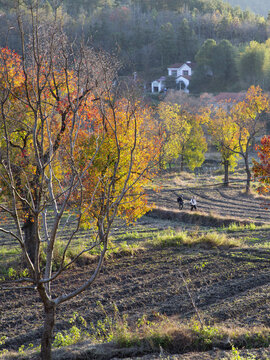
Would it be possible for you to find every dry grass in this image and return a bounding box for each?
[4,319,269,360]
[152,229,241,249]
[111,320,270,354]
[150,207,263,228]
[173,171,196,186]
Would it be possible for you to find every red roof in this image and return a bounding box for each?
[167,63,184,69]
[168,61,195,69]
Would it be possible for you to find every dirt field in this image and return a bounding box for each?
[0,171,270,359]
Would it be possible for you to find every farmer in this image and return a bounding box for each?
[190,196,197,211]
[177,195,184,210]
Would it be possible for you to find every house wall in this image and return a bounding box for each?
[168,63,192,77]
[151,80,164,93]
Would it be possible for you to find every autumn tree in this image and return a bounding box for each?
[205,86,269,192]
[0,2,161,359]
[252,135,270,197]
[158,102,207,171]
[231,86,269,192]
[206,106,240,186]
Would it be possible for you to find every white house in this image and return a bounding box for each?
[151,61,194,93]
[151,76,166,93]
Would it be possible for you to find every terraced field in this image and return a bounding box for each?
[0,171,270,359]
[150,173,270,224]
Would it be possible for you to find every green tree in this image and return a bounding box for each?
[158,22,177,67]
[238,41,266,87]
[158,102,207,171]
[213,39,239,89]
[190,39,217,93]
[191,39,238,92]
[182,114,207,171]
[176,18,199,62]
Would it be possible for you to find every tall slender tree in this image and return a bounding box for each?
[0,2,161,359]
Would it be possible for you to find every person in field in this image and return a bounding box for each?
[190,196,197,211]
[177,195,184,210]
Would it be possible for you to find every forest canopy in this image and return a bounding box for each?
[0,0,270,93]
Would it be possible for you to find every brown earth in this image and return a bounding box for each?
[0,173,270,359]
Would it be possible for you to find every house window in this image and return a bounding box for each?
[153,86,159,92]
[171,70,177,77]
[183,70,189,76]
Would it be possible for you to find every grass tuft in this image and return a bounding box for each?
[152,229,241,249]
[226,222,257,232]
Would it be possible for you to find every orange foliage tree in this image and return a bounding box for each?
[0,6,161,359]
[252,135,270,198]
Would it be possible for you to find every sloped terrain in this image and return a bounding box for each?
[0,172,270,359]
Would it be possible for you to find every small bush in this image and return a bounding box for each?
[47,308,270,356]
[113,313,175,351]
[107,242,144,258]
[153,229,189,248]
[222,346,257,360]
[53,312,88,348]
[226,222,257,232]
[152,230,240,249]
[192,321,221,351]
[194,232,241,248]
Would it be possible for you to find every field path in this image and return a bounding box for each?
[148,181,270,224]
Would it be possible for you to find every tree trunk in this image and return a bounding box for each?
[223,160,229,187]
[23,215,36,264]
[41,303,55,360]
[180,153,184,172]
[244,155,251,194]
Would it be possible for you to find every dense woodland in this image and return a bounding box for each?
[226,0,269,17]
[0,1,270,91]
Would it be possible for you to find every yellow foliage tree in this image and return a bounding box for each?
[204,86,269,192]
[0,8,161,359]
[231,86,269,192]
[206,106,242,186]
[158,102,207,171]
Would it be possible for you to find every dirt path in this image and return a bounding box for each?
[148,183,270,224]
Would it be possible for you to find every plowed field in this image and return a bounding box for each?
[0,172,270,359]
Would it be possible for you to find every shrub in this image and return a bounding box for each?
[53,312,88,348]
[227,222,257,232]
[152,230,240,249]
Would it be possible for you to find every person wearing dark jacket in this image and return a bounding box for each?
[177,195,184,210]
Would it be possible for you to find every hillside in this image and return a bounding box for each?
[0,0,269,93]
[226,0,269,16]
